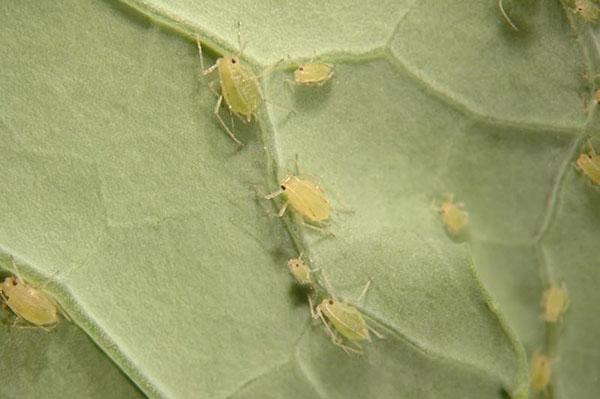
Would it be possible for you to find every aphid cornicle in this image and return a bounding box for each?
[310,276,383,355]
[0,271,59,328]
[293,62,334,87]
[196,24,263,146]
[541,282,569,323]
[265,160,332,234]
[435,194,469,236]
[287,254,314,286]
[529,351,552,392]
[575,138,600,185]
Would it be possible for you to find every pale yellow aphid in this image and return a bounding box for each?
[293,62,334,87]
[265,160,332,234]
[0,261,60,329]
[310,274,383,355]
[435,194,469,236]
[287,253,315,286]
[541,282,569,323]
[574,0,600,22]
[529,351,552,392]
[196,23,263,146]
[575,138,600,185]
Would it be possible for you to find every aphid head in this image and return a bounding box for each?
[295,65,306,75]
[320,298,336,309]
[287,258,302,272]
[440,202,453,215]
[279,175,295,192]
[226,56,240,65]
[576,153,592,169]
[0,276,18,293]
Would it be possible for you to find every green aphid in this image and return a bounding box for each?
[287,254,314,286]
[196,24,262,146]
[310,275,383,355]
[0,259,62,329]
[293,62,334,87]
[574,0,600,22]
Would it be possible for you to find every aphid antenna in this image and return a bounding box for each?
[8,255,24,283]
[318,270,338,301]
[235,20,247,57]
[294,154,301,175]
[497,0,519,31]
[213,95,244,146]
[587,137,597,155]
[256,58,286,80]
[355,278,373,304]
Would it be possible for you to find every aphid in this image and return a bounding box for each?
[287,253,315,286]
[265,160,332,234]
[0,262,59,328]
[310,275,383,354]
[434,194,469,236]
[196,24,263,146]
[529,351,552,392]
[293,62,334,87]
[575,138,600,185]
[574,0,600,22]
[541,282,569,323]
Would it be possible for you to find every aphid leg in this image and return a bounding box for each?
[316,308,353,353]
[300,221,335,237]
[277,201,289,217]
[264,189,284,200]
[308,296,318,319]
[213,95,243,146]
[0,291,8,307]
[368,325,385,339]
[328,186,353,214]
[207,81,220,97]
[332,337,363,355]
[256,58,285,81]
[356,278,373,304]
[497,0,519,31]
[293,154,301,175]
[262,98,295,114]
[59,305,71,322]
[196,39,218,76]
[284,78,296,90]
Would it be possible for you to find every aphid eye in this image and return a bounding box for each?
[280,185,286,190]
[231,58,237,64]
[298,67,304,71]
[11,279,17,286]
[328,300,334,305]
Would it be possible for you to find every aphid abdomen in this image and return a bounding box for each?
[324,302,370,342]
[542,283,568,323]
[285,178,330,222]
[7,287,58,326]
[218,59,261,120]
[529,352,552,392]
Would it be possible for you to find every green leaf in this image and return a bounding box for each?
[1,0,597,398]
